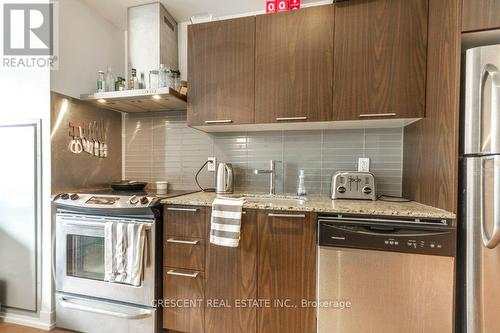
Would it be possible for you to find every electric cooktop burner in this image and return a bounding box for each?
[53,189,197,209]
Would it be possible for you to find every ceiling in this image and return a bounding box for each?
[81,0,329,29]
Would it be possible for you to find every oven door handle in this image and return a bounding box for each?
[57,295,154,320]
[60,219,151,230]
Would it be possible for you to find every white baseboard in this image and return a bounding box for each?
[0,310,55,331]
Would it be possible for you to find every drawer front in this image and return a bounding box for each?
[163,268,205,333]
[164,206,207,238]
[164,237,205,271]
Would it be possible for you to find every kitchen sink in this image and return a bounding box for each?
[230,195,307,206]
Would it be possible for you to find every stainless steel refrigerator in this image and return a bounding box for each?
[462,44,500,333]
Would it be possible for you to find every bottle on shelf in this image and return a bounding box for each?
[104,67,115,92]
[97,70,105,92]
[129,68,139,90]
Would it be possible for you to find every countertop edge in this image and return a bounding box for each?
[160,193,456,220]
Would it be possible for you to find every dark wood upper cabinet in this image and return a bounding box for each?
[187,17,255,127]
[255,6,334,123]
[257,211,317,333]
[205,210,258,333]
[462,0,500,32]
[332,0,428,120]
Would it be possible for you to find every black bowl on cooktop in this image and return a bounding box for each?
[110,180,148,192]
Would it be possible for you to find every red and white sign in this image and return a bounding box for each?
[289,0,301,10]
[277,0,289,12]
[266,0,299,13]
[266,0,277,13]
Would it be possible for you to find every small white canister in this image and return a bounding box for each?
[156,181,168,194]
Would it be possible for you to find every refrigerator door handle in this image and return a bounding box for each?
[481,155,500,249]
[480,64,500,153]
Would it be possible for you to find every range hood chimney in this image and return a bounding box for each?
[127,2,178,88]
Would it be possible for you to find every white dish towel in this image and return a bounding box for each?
[104,222,146,286]
[210,197,245,247]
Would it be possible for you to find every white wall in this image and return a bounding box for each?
[50,0,125,98]
[0,0,51,327]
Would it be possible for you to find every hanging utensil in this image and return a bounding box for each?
[82,124,89,153]
[69,125,83,154]
[99,120,105,158]
[93,121,100,157]
[87,122,93,154]
[103,122,108,158]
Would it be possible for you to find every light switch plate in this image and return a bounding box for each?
[358,158,370,172]
[207,157,217,172]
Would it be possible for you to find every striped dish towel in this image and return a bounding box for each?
[104,222,146,286]
[210,197,245,247]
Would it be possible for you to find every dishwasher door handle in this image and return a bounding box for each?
[321,223,450,237]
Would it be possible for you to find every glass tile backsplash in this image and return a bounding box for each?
[124,112,403,196]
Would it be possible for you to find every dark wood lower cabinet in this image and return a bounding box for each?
[204,210,258,333]
[163,269,205,333]
[257,211,317,333]
[163,206,317,333]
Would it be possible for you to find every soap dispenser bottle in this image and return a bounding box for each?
[297,169,307,196]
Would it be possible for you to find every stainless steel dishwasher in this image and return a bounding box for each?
[317,215,456,333]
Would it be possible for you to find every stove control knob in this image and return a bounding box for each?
[337,186,346,194]
[60,193,70,200]
[362,186,372,194]
[128,195,139,205]
[140,197,149,205]
[70,194,79,200]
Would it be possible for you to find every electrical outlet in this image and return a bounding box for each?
[207,157,217,172]
[358,158,370,172]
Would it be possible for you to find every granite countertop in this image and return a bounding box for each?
[161,192,456,220]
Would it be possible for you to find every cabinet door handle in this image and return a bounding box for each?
[268,213,306,218]
[167,270,199,278]
[167,207,198,212]
[167,238,199,245]
[204,120,233,124]
[276,117,308,121]
[359,113,396,118]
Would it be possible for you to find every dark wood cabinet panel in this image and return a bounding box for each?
[164,236,205,271]
[257,211,317,333]
[205,210,258,333]
[187,17,255,127]
[255,6,334,123]
[163,269,205,333]
[333,0,428,120]
[164,206,207,238]
[402,0,461,213]
[462,0,500,32]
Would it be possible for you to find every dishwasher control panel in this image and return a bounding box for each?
[318,217,456,257]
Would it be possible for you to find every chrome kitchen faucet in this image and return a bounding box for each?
[254,160,281,195]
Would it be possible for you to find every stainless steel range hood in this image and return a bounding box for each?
[80,2,185,113]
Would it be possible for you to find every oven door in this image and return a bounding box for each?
[56,211,156,307]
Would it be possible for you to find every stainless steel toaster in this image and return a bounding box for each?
[331,171,376,201]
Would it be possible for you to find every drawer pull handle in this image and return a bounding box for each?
[276,117,307,121]
[268,213,306,218]
[204,120,233,124]
[167,270,199,278]
[359,113,396,118]
[167,207,198,212]
[330,236,346,240]
[167,238,199,245]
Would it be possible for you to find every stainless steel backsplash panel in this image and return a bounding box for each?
[51,92,122,193]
